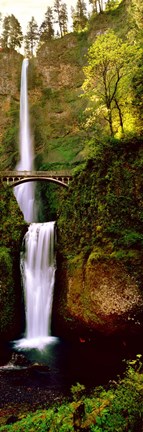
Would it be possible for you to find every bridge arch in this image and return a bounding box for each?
[8,177,69,188]
[0,170,72,188]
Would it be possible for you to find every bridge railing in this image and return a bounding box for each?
[0,170,72,178]
[0,170,73,187]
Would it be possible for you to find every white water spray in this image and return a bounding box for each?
[16,222,56,349]
[14,60,57,350]
[14,58,36,223]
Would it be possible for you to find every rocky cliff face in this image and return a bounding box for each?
[36,35,85,89]
[0,183,27,340]
[0,35,86,171]
[32,33,87,168]
[53,256,143,340]
[0,50,22,155]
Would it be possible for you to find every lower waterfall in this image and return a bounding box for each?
[16,221,56,349]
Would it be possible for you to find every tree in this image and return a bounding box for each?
[40,7,54,42]
[126,0,143,126]
[9,15,23,50]
[89,0,104,13]
[72,0,87,32]
[54,0,63,37]
[1,16,10,48]
[131,0,143,30]
[24,16,39,55]
[106,0,121,11]
[60,3,68,35]
[89,0,98,13]
[82,30,137,136]
[1,14,23,50]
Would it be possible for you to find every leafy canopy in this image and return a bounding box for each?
[82,30,140,136]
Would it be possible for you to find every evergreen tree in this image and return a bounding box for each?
[89,0,99,13]
[54,0,63,37]
[60,3,68,35]
[89,0,105,12]
[24,16,39,55]
[9,15,23,49]
[1,14,23,50]
[40,7,54,42]
[72,0,87,31]
[1,16,10,48]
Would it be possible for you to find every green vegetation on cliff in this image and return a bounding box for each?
[58,136,143,261]
[0,0,143,333]
[0,184,26,339]
[1,1,142,171]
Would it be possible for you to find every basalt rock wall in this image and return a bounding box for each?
[53,255,143,340]
[0,183,27,341]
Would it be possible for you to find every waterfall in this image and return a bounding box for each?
[14,58,36,223]
[14,60,57,350]
[16,222,56,349]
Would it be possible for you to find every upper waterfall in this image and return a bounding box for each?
[14,58,37,222]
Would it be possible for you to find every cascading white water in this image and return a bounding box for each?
[14,58,36,223]
[14,60,57,350]
[16,222,56,349]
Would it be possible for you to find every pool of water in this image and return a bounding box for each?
[1,335,142,390]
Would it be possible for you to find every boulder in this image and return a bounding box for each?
[53,258,143,339]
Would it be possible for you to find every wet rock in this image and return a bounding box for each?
[11,352,31,367]
[29,363,49,373]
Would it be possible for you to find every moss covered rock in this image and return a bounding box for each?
[0,183,26,340]
[53,254,143,339]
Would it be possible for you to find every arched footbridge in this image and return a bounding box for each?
[0,170,73,188]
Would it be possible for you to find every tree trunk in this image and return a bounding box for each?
[108,109,114,135]
[114,98,124,134]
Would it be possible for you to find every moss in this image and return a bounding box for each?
[0,183,27,340]
[68,253,85,270]
[110,249,141,260]
[0,247,16,337]
[58,137,143,287]
[87,247,107,265]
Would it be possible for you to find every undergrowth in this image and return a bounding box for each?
[1,355,143,431]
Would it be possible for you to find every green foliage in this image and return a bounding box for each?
[57,136,143,271]
[27,60,42,90]
[1,356,143,431]
[72,0,88,32]
[0,246,12,275]
[36,181,62,222]
[82,30,139,136]
[130,0,143,31]
[0,246,15,335]
[71,382,85,401]
[1,100,19,169]
[91,355,143,432]
[24,16,39,56]
[0,184,26,252]
[0,184,26,338]
[39,6,54,41]
[106,0,121,11]
[131,44,143,124]
[1,14,23,50]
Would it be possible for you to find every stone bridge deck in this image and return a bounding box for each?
[0,170,73,187]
